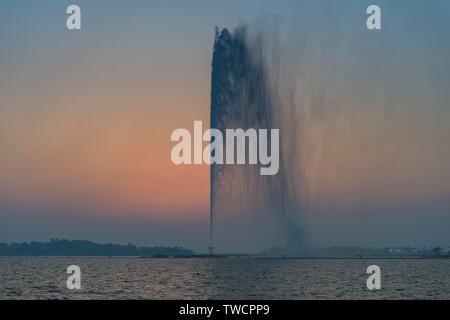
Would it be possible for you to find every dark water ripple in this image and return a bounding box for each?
[0,257,449,299]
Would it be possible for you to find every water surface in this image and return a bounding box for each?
[0,257,448,299]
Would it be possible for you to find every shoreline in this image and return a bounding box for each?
[0,255,449,259]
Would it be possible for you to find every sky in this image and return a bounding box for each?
[1,1,450,253]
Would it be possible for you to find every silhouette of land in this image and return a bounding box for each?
[0,239,448,258]
[0,239,194,257]
[261,246,450,258]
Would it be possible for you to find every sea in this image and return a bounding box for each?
[0,257,448,299]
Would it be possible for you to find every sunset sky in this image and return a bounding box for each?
[1,1,450,252]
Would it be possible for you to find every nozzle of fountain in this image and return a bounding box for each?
[208,245,214,256]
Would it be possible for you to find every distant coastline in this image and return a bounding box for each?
[0,239,194,257]
[1,239,449,258]
[260,245,450,259]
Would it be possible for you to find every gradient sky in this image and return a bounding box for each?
[1,1,450,252]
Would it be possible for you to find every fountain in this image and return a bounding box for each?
[209,26,307,256]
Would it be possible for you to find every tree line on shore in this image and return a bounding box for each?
[0,239,195,257]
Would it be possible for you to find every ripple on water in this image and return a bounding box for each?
[0,257,449,299]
